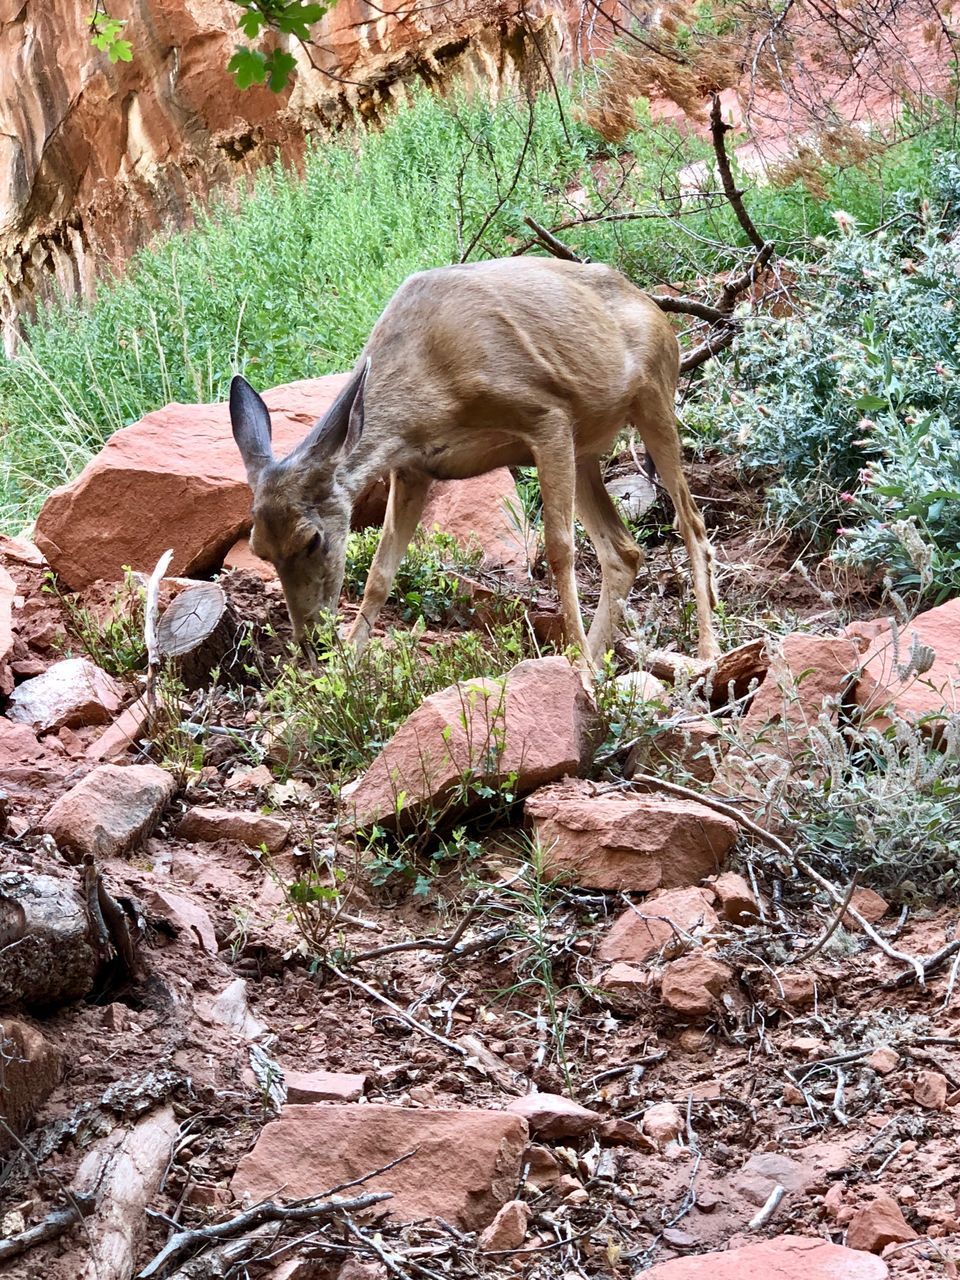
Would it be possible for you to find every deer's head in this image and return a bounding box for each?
[229,364,368,650]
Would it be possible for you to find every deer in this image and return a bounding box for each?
[229,256,720,670]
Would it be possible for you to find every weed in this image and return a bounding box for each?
[343,527,481,625]
[51,568,147,677]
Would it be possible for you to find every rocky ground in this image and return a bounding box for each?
[1,378,960,1280]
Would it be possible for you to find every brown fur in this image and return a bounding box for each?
[229,257,720,665]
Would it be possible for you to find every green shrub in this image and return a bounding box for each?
[691,155,960,599]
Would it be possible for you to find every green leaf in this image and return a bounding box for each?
[109,38,133,62]
[266,49,297,92]
[855,394,887,411]
[228,46,269,88]
[238,9,266,37]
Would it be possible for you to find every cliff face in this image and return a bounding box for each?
[0,0,572,352]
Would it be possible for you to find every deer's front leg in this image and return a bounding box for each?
[346,469,432,652]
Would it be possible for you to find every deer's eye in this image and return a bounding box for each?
[305,531,323,556]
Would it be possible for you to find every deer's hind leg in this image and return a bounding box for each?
[575,457,642,663]
[634,393,720,661]
[531,412,593,668]
[347,469,432,652]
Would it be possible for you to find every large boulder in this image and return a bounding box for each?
[526,780,737,891]
[346,657,597,831]
[231,1105,528,1229]
[34,376,350,590]
[421,471,532,576]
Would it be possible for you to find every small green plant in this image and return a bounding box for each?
[52,567,147,677]
[343,527,481,625]
[490,837,585,1092]
[265,616,540,778]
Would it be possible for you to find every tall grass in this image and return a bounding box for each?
[0,82,954,531]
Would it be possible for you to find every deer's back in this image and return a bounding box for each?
[358,258,677,478]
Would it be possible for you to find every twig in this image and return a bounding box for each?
[887,938,960,990]
[748,1183,786,1228]
[709,94,766,251]
[794,871,860,962]
[628,773,924,980]
[522,216,583,262]
[459,100,535,263]
[136,1191,392,1278]
[0,1196,95,1264]
[325,963,466,1058]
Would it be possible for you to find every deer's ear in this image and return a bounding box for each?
[305,359,369,462]
[230,376,274,487]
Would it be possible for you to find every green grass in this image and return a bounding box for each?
[0,82,955,531]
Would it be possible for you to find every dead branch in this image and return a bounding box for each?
[521,216,583,262]
[0,1195,95,1265]
[136,1191,392,1279]
[460,99,536,263]
[678,325,738,374]
[709,94,767,253]
[651,294,730,324]
[325,961,467,1057]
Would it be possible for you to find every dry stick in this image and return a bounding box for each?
[629,774,926,982]
[708,93,766,252]
[136,1191,392,1279]
[748,1183,786,1229]
[795,871,861,963]
[522,215,582,262]
[325,962,467,1058]
[887,938,960,990]
[0,1195,95,1265]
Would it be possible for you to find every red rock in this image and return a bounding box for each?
[867,1047,899,1075]
[505,1092,600,1139]
[597,887,719,965]
[843,887,889,927]
[734,1152,813,1206]
[524,1145,561,1190]
[421,470,531,577]
[628,716,722,783]
[660,952,733,1017]
[846,1190,918,1253]
[34,376,349,591]
[176,806,290,852]
[642,1235,888,1278]
[615,669,669,702]
[641,1102,684,1148]
[913,1070,949,1111]
[718,634,860,793]
[222,537,276,580]
[0,1019,62,1150]
[143,887,218,955]
[525,781,736,892]
[86,694,151,761]
[347,657,596,831]
[0,535,44,567]
[41,762,176,862]
[8,657,124,732]
[710,871,759,923]
[478,1199,530,1251]
[231,1105,527,1229]
[284,1070,367,1103]
[0,718,47,767]
[856,600,960,730]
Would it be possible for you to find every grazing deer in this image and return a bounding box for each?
[229,257,719,666]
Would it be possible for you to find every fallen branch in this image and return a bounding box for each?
[522,215,582,262]
[629,774,925,981]
[325,962,467,1058]
[136,1191,392,1279]
[0,1195,95,1265]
